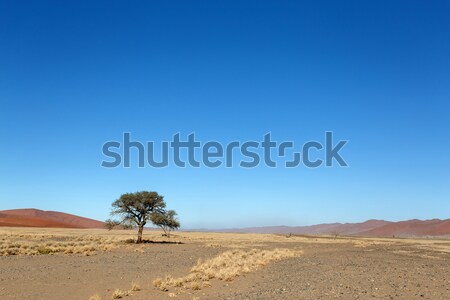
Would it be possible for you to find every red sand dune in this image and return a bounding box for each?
[216,219,450,237]
[358,219,450,237]
[0,209,104,228]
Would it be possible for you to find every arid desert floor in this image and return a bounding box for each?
[0,228,449,300]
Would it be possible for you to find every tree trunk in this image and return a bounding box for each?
[137,225,144,243]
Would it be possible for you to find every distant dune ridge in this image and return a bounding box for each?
[0,209,104,228]
[214,219,450,237]
[0,208,449,237]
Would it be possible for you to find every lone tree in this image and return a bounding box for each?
[151,210,180,237]
[108,191,167,243]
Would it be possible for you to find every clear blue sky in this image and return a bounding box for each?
[1,1,449,229]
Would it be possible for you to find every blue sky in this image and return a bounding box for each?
[1,1,449,228]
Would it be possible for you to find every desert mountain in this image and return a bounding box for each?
[0,209,104,228]
[215,219,450,237]
[358,219,450,237]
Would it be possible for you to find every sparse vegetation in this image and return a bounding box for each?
[151,210,180,237]
[130,282,141,291]
[1,227,449,300]
[0,232,120,256]
[110,282,141,299]
[108,191,179,243]
[331,231,340,239]
[111,289,129,299]
[0,227,358,257]
[153,248,303,291]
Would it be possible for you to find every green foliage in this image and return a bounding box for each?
[111,191,166,225]
[108,191,173,243]
[151,210,180,237]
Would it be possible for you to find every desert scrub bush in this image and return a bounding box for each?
[154,248,303,291]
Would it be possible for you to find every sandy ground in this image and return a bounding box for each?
[0,228,449,300]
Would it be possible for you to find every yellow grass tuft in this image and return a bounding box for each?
[131,282,141,291]
[111,289,129,299]
[154,248,303,291]
[152,278,163,288]
[89,295,102,300]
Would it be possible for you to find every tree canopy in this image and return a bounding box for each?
[109,191,172,243]
[151,210,180,237]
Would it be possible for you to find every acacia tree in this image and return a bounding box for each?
[151,210,180,237]
[109,191,166,243]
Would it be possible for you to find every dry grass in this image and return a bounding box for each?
[153,248,303,291]
[108,282,141,299]
[130,282,141,291]
[0,227,185,256]
[0,227,355,257]
[1,227,447,257]
[89,295,102,300]
[0,233,121,256]
[111,289,129,299]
